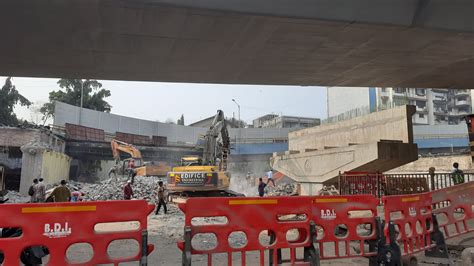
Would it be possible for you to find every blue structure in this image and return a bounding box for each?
[232,143,288,155]
[414,137,468,149]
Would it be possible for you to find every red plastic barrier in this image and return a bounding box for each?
[431,181,474,239]
[0,200,154,265]
[310,195,379,259]
[178,196,314,265]
[382,192,433,255]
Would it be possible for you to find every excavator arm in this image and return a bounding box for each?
[202,110,230,170]
[110,139,143,162]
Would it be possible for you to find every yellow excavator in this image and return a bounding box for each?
[110,139,169,177]
[167,110,241,197]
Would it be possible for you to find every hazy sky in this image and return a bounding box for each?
[4,76,327,125]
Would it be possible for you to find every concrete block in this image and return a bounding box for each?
[288,105,415,151]
[271,141,418,193]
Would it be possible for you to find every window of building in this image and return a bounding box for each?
[394,88,405,94]
[415,88,425,96]
[419,114,424,118]
[416,101,426,108]
[381,88,386,92]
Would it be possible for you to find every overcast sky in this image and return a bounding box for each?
[4,76,327,125]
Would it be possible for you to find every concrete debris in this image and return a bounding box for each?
[266,182,297,196]
[318,185,339,195]
[70,175,165,201]
[5,190,30,203]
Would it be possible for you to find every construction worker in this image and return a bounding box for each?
[155,181,167,215]
[266,169,276,186]
[36,178,46,203]
[49,180,71,202]
[71,190,84,202]
[258,177,267,197]
[128,159,137,184]
[108,165,117,179]
[123,180,133,200]
[128,159,135,172]
[28,179,38,203]
[451,162,465,185]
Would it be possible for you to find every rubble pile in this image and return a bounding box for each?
[266,182,297,196]
[5,190,30,203]
[318,185,339,195]
[70,175,164,201]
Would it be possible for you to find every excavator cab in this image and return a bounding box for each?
[180,156,202,167]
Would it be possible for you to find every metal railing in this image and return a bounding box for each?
[338,172,474,197]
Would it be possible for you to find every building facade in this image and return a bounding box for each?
[253,115,320,129]
[328,87,472,125]
[377,88,472,125]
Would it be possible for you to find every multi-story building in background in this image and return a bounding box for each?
[253,114,320,129]
[328,87,472,125]
[377,88,472,125]
[327,87,473,155]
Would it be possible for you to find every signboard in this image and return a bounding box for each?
[170,172,218,187]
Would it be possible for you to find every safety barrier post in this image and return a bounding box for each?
[141,229,149,266]
[182,226,192,266]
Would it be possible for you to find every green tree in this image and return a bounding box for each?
[177,114,185,125]
[41,79,111,120]
[0,77,31,126]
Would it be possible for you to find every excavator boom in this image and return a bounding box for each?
[110,139,142,161]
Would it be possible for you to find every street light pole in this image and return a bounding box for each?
[232,99,240,126]
[79,79,84,125]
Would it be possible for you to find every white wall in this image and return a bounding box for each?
[53,102,290,144]
[327,87,369,117]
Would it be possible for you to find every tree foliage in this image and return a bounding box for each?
[41,79,111,120]
[177,114,185,125]
[0,77,31,126]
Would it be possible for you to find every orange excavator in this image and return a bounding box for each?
[110,139,169,177]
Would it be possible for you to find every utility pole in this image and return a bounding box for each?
[232,99,240,127]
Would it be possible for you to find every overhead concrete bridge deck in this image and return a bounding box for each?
[3,0,474,88]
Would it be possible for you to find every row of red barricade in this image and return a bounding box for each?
[178,181,474,265]
[0,200,154,265]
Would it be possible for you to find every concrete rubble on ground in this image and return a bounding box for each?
[266,182,297,196]
[5,190,30,203]
[69,175,165,201]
